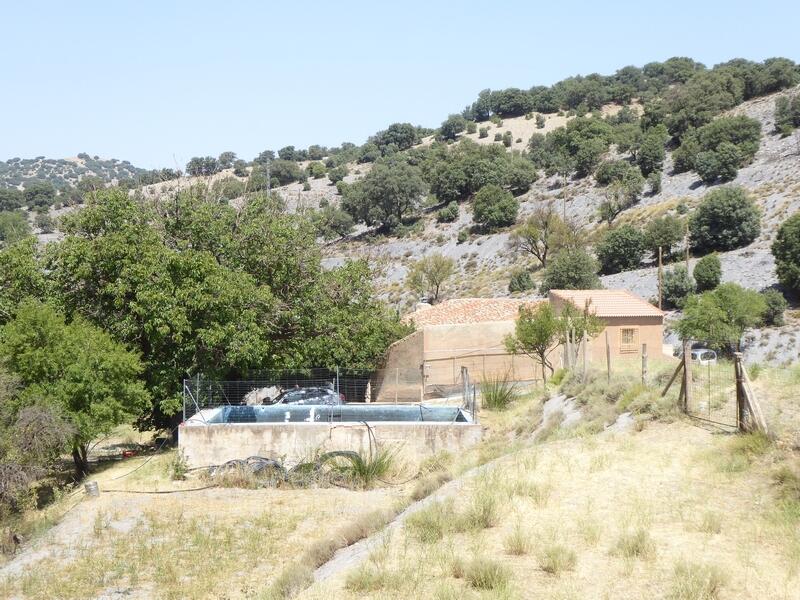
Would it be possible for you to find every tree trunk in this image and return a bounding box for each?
[72,443,89,479]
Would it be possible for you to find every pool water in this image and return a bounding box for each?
[210,404,470,424]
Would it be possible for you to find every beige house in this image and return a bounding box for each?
[548,289,665,361]
[373,290,664,402]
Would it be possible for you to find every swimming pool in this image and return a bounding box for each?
[201,404,471,424]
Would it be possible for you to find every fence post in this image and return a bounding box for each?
[605,330,611,383]
[682,340,692,413]
[582,330,588,381]
[182,380,186,422]
[734,352,745,431]
[641,343,648,385]
[395,367,399,405]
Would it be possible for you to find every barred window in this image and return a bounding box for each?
[620,328,638,352]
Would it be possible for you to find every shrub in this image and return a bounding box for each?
[537,543,577,574]
[440,114,467,140]
[332,448,396,489]
[436,202,459,223]
[508,268,534,293]
[478,127,489,139]
[689,187,760,252]
[466,121,477,134]
[327,165,348,184]
[595,160,632,186]
[772,213,800,293]
[302,182,311,191]
[662,265,695,309]
[694,142,741,184]
[645,214,683,257]
[647,171,662,194]
[493,133,502,142]
[480,374,517,410]
[668,560,726,600]
[502,131,513,147]
[472,185,519,230]
[307,161,326,179]
[269,563,314,599]
[693,254,721,291]
[464,558,510,591]
[612,528,655,559]
[504,524,532,555]
[457,229,468,244]
[536,113,546,128]
[761,289,787,326]
[595,225,646,274]
[540,249,600,294]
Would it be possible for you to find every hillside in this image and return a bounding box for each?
[0,154,150,190]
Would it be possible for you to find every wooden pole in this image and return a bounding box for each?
[605,330,611,383]
[582,330,588,380]
[395,367,398,405]
[734,352,745,431]
[661,360,684,397]
[684,222,690,272]
[657,246,663,310]
[641,343,648,385]
[682,340,692,413]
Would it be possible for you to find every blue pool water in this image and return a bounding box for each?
[209,404,470,424]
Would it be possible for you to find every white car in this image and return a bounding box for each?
[690,348,717,365]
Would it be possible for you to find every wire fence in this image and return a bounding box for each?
[685,360,739,429]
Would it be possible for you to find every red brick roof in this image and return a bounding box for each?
[548,289,663,318]
[405,298,542,327]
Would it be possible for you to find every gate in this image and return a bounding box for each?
[685,359,739,429]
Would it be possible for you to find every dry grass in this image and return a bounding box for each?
[668,560,726,600]
[537,542,577,574]
[612,527,656,560]
[503,524,532,555]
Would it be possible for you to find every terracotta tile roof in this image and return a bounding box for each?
[405,298,542,327]
[548,289,663,318]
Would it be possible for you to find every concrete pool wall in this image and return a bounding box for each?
[179,406,482,468]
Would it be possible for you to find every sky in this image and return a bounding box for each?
[2,1,799,169]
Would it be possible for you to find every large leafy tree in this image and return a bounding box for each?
[0,300,150,476]
[772,213,800,294]
[472,184,519,230]
[540,249,600,294]
[595,225,646,274]
[675,283,766,351]
[509,204,574,269]
[689,186,760,253]
[406,254,456,304]
[341,160,427,230]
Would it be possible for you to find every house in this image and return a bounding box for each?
[373,290,664,402]
[547,289,665,360]
[372,298,543,401]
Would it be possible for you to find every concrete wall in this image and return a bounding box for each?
[422,321,539,386]
[179,421,482,469]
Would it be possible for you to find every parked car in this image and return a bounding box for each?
[270,386,344,405]
[690,348,717,365]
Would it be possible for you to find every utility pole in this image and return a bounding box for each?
[684,221,690,272]
[657,246,663,310]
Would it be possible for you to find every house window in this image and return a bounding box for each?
[620,328,639,353]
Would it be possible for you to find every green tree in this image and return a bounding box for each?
[0,300,150,476]
[662,265,695,309]
[327,165,349,184]
[644,215,683,258]
[217,151,237,169]
[436,202,458,223]
[406,254,456,304]
[509,204,573,269]
[440,114,467,140]
[0,212,31,246]
[508,269,534,293]
[310,205,354,240]
[772,213,800,294]
[689,186,760,252]
[472,184,519,230]
[0,189,23,211]
[694,142,741,184]
[595,225,646,274]
[307,162,326,179]
[598,167,645,224]
[692,254,721,291]
[540,249,600,294]
[676,283,766,350]
[22,181,55,208]
[636,127,668,176]
[761,289,787,326]
[504,303,561,383]
[341,161,427,230]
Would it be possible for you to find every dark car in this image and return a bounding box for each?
[271,386,344,405]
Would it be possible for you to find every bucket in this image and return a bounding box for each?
[84,481,100,497]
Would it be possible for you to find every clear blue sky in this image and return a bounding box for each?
[2,0,798,169]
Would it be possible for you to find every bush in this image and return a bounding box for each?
[540,249,600,294]
[493,133,502,142]
[502,131,513,147]
[508,268,534,293]
[457,229,468,244]
[647,171,662,194]
[536,113,546,128]
[436,202,459,223]
[772,213,800,294]
[689,187,760,253]
[440,114,467,140]
[307,161,326,179]
[645,214,683,257]
[694,142,741,184]
[464,557,510,591]
[327,165,348,184]
[595,225,646,274]
[478,127,489,139]
[466,121,477,134]
[472,185,519,230]
[693,254,721,291]
[34,212,54,234]
[537,543,577,574]
[480,374,517,410]
[668,560,726,600]
[761,289,787,326]
[662,265,695,309]
[595,160,632,186]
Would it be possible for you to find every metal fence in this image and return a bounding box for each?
[182,367,427,420]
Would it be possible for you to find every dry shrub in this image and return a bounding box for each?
[267,563,314,599]
[537,543,577,574]
[668,560,726,600]
[464,557,511,591]
[699,511,722,534]
[504,524,532,555]
[612,527,656,560]
[410,470,452,501]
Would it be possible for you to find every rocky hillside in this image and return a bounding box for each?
[0,154,149,190]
